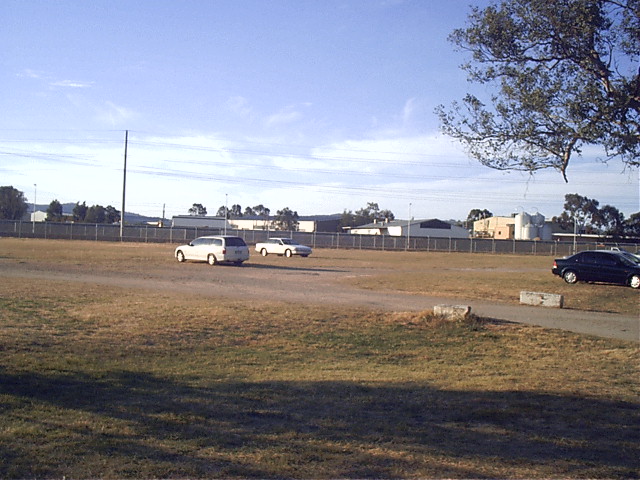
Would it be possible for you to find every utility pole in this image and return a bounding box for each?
[120,130,128,240]
[406,202,412,250]
[224,193,228,235]
[32,183,36,234]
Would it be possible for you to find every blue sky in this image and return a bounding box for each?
[1,0,638,221]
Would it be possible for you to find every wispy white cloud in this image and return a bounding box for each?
[265,103,311,128]
[17,69,44,79]
[16,69,93,88]
[50,79,93,88]
[95,101,137,126]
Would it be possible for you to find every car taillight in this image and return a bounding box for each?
[222,248,227,254]
[553,261,557,267]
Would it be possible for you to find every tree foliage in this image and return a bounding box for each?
[105,205,121,224]
[46,200,63,221]
[0,186,28,220]
[251,204,271,217]
[340,202,395,228]
[436,0,639,181]
[273,207,299,231]
[553,192,636,237]
[467,208,493,223]
[73,201,88,222]
[188,203,207,216]
[85,205,106,224]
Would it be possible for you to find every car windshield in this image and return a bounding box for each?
[619,252,640,266]
[280,239,298,245]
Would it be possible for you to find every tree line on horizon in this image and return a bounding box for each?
[1,186,638,238]
[186,201,397,232]
[0,187,120,224]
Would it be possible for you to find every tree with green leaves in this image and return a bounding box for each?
[252,204,270,217]
[593,204,626,237]
[467,208,493,223]
[273,207,299,231]
[0,186,28,220]
[73,201,88,222]
[188,203,207,216]
[105,205,120,224]
[625,212,640,237]
[85,205,106,224]
[555,193,601,233]
[341,202,396,228]
[46,199,63,221]
[229,204,243,218]
[436,0,639,181]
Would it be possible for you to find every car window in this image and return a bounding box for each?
[212,238,223,246]
[594,253,617,266]
[191,238,205,246]
[580,252,597,264]
[225,237,247,247]
[281,238,293,245]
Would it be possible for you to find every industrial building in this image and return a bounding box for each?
[473,212,553,241]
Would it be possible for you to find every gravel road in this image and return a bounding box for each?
[2,256,638,342]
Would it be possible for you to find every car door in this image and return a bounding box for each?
[595,252,627,284]
[577,252,600,282]
[210,238,224,259]
[275,239,287,255]
[191,237,208,261]
[582,252,623,284]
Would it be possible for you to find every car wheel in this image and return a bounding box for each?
[207,254,217,266]
[261,248,268,257]
[285,249,292,258]
[563,270,578,284]
[176,251,186,262]
[629,275,640,289]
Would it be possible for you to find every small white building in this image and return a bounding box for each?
[23,210,47,222]
[350,219,469,239]
[229,217,317,233]
[31,210,47,222]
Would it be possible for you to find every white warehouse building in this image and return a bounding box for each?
[349,219,469,238]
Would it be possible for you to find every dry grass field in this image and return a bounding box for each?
[0,239,638,478]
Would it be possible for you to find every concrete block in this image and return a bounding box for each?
[520,291,564,308]
[433,304,472,320]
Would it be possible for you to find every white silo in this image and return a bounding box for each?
[514,212,530,240]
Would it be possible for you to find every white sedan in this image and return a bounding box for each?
[255,238,312,257]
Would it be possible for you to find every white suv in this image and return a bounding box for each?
[175,236,249,266]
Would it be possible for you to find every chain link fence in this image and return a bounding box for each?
[2,219,638,257]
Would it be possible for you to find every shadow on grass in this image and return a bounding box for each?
[1,369,638,478]
[244,263,346,273]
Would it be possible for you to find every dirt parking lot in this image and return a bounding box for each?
[1,240,637,342]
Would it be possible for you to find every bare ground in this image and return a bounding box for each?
[1,253,637,342]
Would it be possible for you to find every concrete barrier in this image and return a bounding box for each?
[433,304,472,320]
[520,291,564,308]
